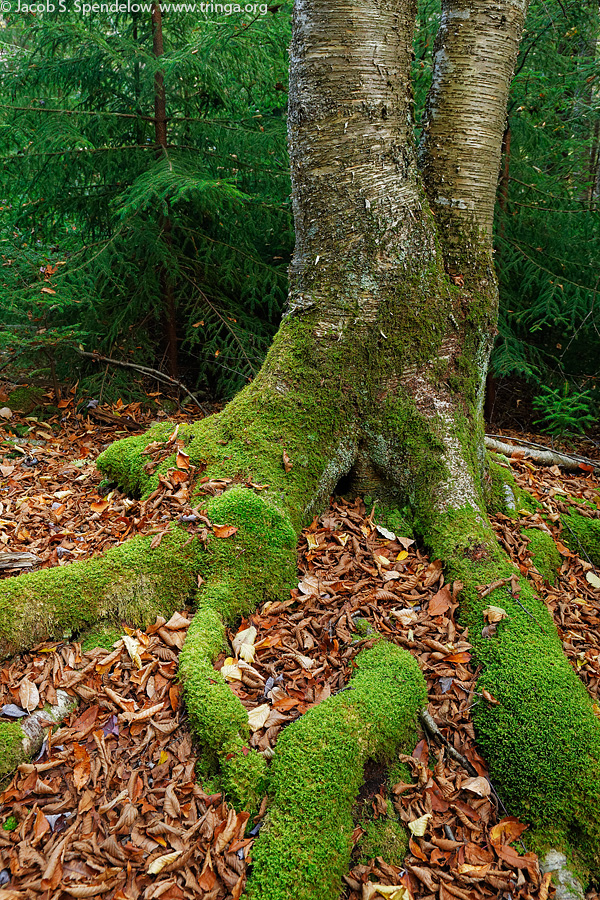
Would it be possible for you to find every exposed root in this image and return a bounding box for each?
[245,640,427,900]
[0,690,77,783]
[0,529,202,656]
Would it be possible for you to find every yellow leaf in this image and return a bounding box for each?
[248,703,270,731]
[233,626,257,663]
[147,850,182,874]
[586,571,600,590]
[306,534,319,551]
[122,635,142,669]
[408,813,431,837]
[222,663,243,682]
[396,550,408,561]
[368,885,412,900]
[158,750,169,765]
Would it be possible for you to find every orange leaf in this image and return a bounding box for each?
[176,450,190,470]
[213,524,238,539]
[90,500,109,513]
[489,816,528,846]
[33,808,50,840]
[73,742,91,790]
[282,450,293,473]
[445,651,471,664]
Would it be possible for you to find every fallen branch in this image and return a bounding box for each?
[0,552,41,571]
[76,350,208,415]
[0,690,77,782]
[485,435,599,472]
[420,708,478,777]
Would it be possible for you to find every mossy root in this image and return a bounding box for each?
[0,529,203,656]
[426,507,600,882]
[0,690,77,783]
[244,641,427,900]
[179,487,298,810]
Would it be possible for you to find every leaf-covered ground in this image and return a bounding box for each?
[1,392,600,900]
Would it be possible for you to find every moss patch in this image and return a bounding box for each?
[358,816,408,867]
[7,386,45,415]
[525,528,561,584]
[425,506,600,881]
[179,487,298,810]
[561,512,600,567]
[0,722,25,784]
[245,641,426,900]
[80,623,124,652]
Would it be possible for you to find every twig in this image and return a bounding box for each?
[76,350,207,415]
[419,708,478,777]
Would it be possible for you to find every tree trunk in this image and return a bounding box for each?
[152,1,179,379]
[1,0,599,896]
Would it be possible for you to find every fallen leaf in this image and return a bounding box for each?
[429,585,451,616]
[461,776,491,797]
[19,678,39,712]
[176,450,190,470]
[408,813,432,837]
[483,605,507,623]
[489,816,528,845]
[248,704,270,731]
[233,626,257,663]
[148,850,182,875]
[122,635,142,669]
[282,450,293,473]
[212,524,238,539]
[586,571,600,589]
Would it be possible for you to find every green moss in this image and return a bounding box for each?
[80,623,124,652]
[526,529,562,584]
[358,817,408,867]
[0,529,202,656]
[246,641,426,900]
[2,815,18,831]
[425,506,600,880]
[486,458,518,516]
[0,722,24,783]
[561,512,600,567]
[8,386,45,415]
[373,503,414,540]
[178,487,297,810]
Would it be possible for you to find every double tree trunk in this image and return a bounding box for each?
[1,0,600,896]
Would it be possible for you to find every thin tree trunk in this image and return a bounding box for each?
[152,1,178,379]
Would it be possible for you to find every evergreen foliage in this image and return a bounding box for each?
[0,3,293,399]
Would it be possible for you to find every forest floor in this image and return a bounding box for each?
[0,385,599,900]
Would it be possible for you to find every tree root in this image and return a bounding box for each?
[245,640,427,900]
[0,690,77,783]
[425,506,600,880]
[0,529,203,656]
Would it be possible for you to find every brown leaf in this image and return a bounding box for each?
[282,450,293,473]
[429,585,451,616]
[176,450,190,470]
[164,784,181,818]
